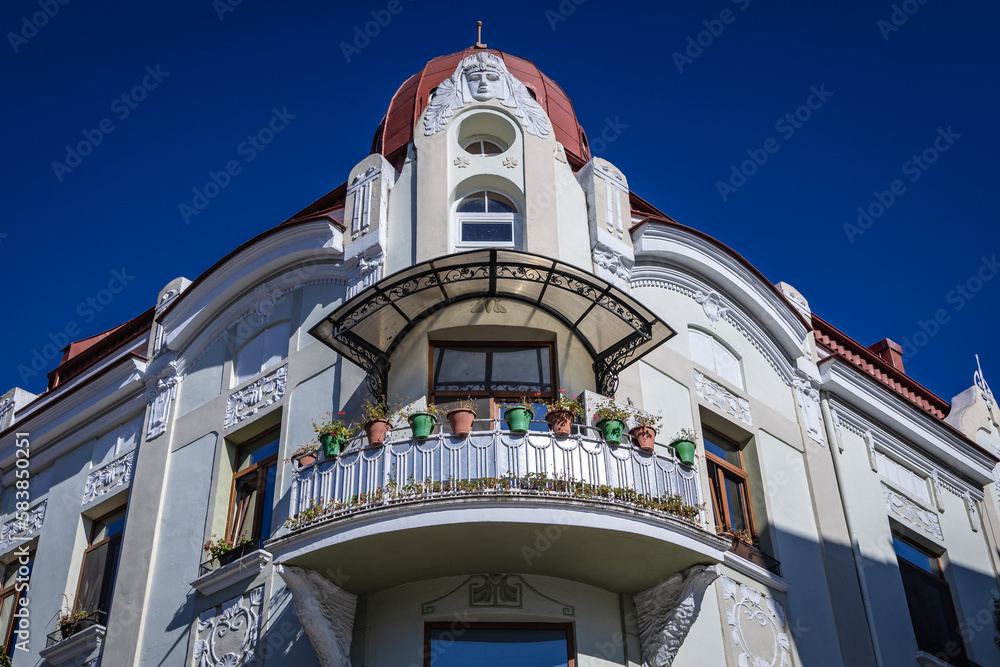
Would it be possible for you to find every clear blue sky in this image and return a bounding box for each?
[2,0,997,403]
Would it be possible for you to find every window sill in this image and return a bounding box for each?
[191,549,271,596]
[38,624,106,666]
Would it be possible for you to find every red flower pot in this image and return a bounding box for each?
[545,409,575,437]
[364,419,391,446]
[630,425,656,452]
[447,409,476,437]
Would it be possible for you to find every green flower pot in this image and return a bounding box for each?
[320,433,345,458]
[408,412,436,439]
[672,438,696,466]
[597,418,625,445]
[504,407,534,434]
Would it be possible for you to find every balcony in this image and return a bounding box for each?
[270,421,728,593]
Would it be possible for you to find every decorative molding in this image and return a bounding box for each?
[722,576,791,667]
[421,574,574,617]
[194,586,264,667]
[722,552,791,593]
[694,370,753,427]
[964,492,979,532]
[0,398,14,431]
[346,245,384,300]
[144,361,179,440]
[974,354,995,418]
[634,564,720,666]
[470,297,506,314]
[593,242,634,290]
[276,565,356,667]
[191,550,272,597]
[453,156,469,167]
[793,371,825,445]
[693,291,730,326]
[225,364,287,429]
[502,156,518,168]
[554,144,568,163]
[0,500,46,553]
[83,450,135,506]
[250,284,284,320]
[347,166,380,239]
[37,623,105,666]
[882,482,943,540]
[424,52,551,138]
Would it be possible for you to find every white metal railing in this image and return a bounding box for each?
[288,421,701,529]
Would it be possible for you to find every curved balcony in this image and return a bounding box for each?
[269,422,727,593]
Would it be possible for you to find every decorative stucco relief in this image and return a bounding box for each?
[593,242,633,289]
[694,370,753,427]
[722,577,791,667]
[225,364,287,429]
[0,398,14,431]
[0,500,46,552]
[193,586,264,667]
[424,51,551,138]
[83,450,135,506]
[277,565,356,667]
[347,165,380,239]
[634,564,720,666]
[145,361,179,440]
[250,284,284,320]
[693,291,730,326]
[882,482,943,540]
[792,371,825,445]
[346,246,384,299]
[420,574,574,617]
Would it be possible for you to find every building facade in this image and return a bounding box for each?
[1,45,999,667]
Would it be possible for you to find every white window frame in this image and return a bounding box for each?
[454,189,520,250]
[461,135,507,157]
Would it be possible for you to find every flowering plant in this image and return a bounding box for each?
[203,533,253,560]
[397,401,439,420]
[593,398,630,423]
[56,595,96,636]
[313,411,354,440]
[284,443,319,463]
[449,397,479,412]
[502,395,537,412]
[672,427,697,442]
[360,397,393,423]
[549,389,584,419]
[631,408,662,431]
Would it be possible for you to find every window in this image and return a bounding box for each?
[77,508,125,623]
[455,190,518,248]
[424,623,574,667]
[690,329,743,388]
[0,553,32,657]
[233,322,290,386]
[227,431,279,543]
[94,413,142,466]
[430,343,554,424]
[704,430,756,539]
[893,534,968,665]
[875,451,931,504]
[462,136,506,156]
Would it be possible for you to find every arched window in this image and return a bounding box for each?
[455,189,519,248]
[233,322,290,386]
[689,328,743,388]
[462,136,506,157]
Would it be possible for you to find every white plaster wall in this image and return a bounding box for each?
[176,337,224,417]
[553,146,592,272]
[637,360,695,457]
[295,283,344,351]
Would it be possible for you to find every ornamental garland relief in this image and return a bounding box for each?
[694,370,753,427]
[82,450,135,505]
[722,577,791,667]
[0,500,46,553]
[882,482,943,540]
[225,364,288,429]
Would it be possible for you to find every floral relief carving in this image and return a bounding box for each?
[250,284,284,320]
[225,364,287,429]
[694,370,753,426]
[83,450,135,505]
[722,577,791,667]
[882,483,943,540]
[0,500,46,553]
[694,291,730,326]
[193,586,264,667]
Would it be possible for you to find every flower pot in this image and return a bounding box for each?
[407,412,436,439]
[320,433,344,458]
[446,408,476,437]
[545,408,575,437]
[364,419,391,446]
[630,425,656,452]
[672,438,696,466]
[597,418,625,445]
[504,406,533,434]
[217,541,256,567]
[293,452,318,468]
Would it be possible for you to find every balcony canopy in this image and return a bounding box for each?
[310,249,675,397]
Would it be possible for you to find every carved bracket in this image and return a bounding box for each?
[277,565,356,667]
[634,564,720,666]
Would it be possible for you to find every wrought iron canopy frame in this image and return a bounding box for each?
[309,249,674,398]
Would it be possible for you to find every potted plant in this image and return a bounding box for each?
[629,409,662,452]
[446,397,478,437]
[313,411,354,458]
[671,427,697,466]
[285,443,319,468]
[502,397,535,434]
[399,403,438,440]
[546,389,584,437]
[55,597,100,639]
[204,533,254,567]
[360,397,393,446]
[593,398,630,445]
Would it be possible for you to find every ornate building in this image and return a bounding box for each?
[1,43,999,667]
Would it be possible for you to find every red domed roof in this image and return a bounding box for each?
[374,47,591,169]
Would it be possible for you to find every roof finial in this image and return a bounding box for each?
[475,20,487,48]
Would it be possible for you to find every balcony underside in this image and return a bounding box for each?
[268,497,728,594]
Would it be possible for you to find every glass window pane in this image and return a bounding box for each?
[480,140,503,155]
[893,535,940,576]
[434,348,488,391]
[0,593,14,645]
[897,553,966,661]
[235,332,265,384]
[429,627,569,667]
[491,347,550,392]
[231,473,261,540]
[259,463,277,539]
[261,323,290,372]
[689,330,714,372]
[457,193,487,213]
[462,222,513,243]
[237,437,279,471]
[78,543,109,612]
[487,192,516,213]
[3,563,17,589]
[704,433,741,468]
[92,510,126,543]
[724,474,749,532]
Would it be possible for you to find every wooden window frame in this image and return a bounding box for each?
[0,552,32,655]
[423,621,575,667]
[73,506,126,622]
[428,341,556,418]
[704,429,757,540]
[225,428,279,543]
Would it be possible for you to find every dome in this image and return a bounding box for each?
[373,47,591,168]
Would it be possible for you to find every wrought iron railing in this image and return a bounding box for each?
[45,611,104,647]
[287,420,702,531]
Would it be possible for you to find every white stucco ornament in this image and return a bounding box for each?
[424,52,551,138]
[722,577,791,667]
[634,564,720,666]
[277,565,356,667]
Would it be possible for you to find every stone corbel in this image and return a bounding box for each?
[144,361,178,440]
[964,492,979,532]
[863,429,877,472]
[930,469,945,513]
[276,565,357,667]
[633,564,720,666]
[792,370,825,446]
